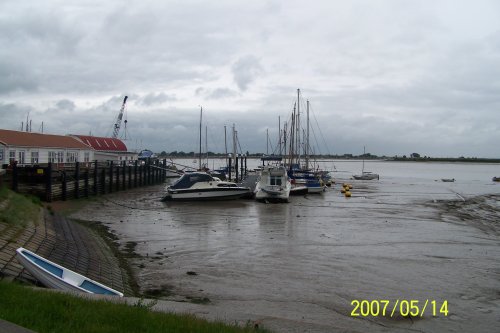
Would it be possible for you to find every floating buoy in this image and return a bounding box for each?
[348,184,353,189]
[345,191,351,197]
[341,187,346,193]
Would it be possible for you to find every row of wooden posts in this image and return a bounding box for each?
[8,159,168,202]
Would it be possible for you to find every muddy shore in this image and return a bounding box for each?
[69,177,500,333]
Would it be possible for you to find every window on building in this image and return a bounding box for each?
[31,151,39,164]
[66,151,78,163]
[57,151,64,163]
[84,152,90,162]
[49,151,56,163]
[0,148,4,163]
[18,151,25,164]
[9,150,16,163]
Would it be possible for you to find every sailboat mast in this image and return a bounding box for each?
[232,123,237,167]
[199,106,202,170]
[306,99,310,170]
[289,104,296,169]
[296,88,300,166]
[266,128,269,155]
[278,116,282,156]
[224,125,228,167]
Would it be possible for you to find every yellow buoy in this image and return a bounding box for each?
[341,187,346,193]
[348,184,353,189]
[345,191,351,197]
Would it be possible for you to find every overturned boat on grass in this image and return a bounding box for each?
[16,247,123,297]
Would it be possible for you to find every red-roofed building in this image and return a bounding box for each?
[0,129,94,166]
[71,135,137,162]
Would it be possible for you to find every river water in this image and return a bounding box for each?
[71,160,500,333]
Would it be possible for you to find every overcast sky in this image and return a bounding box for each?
[1,0,499,157]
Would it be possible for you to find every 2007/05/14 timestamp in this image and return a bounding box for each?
[351,300,449,318]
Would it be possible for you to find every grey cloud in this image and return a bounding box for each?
[56,100,76,111]
[232,56,263,91]
[138,93,176,106]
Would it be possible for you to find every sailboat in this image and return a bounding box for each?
[163,107,251,201]
[286,89,327,193]
[353,146,379,180]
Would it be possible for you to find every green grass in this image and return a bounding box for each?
[0,281,269,333]
[0,186,41,227]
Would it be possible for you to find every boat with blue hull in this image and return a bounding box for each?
[16,247,123,296]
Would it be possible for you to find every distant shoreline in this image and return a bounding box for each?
[161,154,500,164]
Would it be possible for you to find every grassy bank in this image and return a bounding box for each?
[0,185,41,227]
[0,281,268,333]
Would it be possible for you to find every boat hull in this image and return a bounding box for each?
[16,248,123,296]
[255,186,290,202]
[289,185,308,195]
[165,188,250,201]
[353,173,379,180]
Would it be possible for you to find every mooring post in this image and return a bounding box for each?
[101,167,106,194]
[244,156,247,176]
[61,171,67,201]
[11,162,18,192]
[128,164,132,188]
[109,161,114,193]
[228,155,232,181]
[115,164,120,192]
[240,155,244,180]
[84,169,89,198]
[122,161,126,189]
[163,159,167,181]
[235,154,239,182]
[45,162,52,202]
[134,160,138,187]
[74,161,80,199]
[93,160,98,195]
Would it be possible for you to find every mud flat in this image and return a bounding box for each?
[70,174,500,333]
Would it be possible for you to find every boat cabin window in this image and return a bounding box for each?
[170,173,213,189]
[217,183,237,187]
[270,176,282,186]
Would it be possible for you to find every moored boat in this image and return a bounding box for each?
[492,177,500,182]
[16,247,123,296]
[353,172,380,180]
[254,166,291,202]
[353,146,379,180]
[163,172,251,201]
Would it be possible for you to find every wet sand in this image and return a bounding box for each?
[70,176,500,332]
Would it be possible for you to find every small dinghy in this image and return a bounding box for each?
[16,247,123,297]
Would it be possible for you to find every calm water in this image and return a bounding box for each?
[71,160,500,333]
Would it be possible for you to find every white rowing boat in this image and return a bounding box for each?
[16,247,123,297]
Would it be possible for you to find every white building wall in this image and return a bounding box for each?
[0,146,95,165]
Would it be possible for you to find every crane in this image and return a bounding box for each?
[112,96,128,138]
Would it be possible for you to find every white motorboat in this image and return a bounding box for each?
[163,172,251,201]
[15,247,123,296]
[254,166,291,202]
